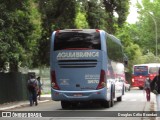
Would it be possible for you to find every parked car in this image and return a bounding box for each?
[124,80,131,91]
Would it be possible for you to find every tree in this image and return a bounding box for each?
[103,0,129,34]
[75,3,89,29]
[116,24,143,72]
[136,0,160,60]
[37,0,78,66]
[0,0,42,72]
[0,0,141,73]
[84,0,108,30]
[36,0,130,66]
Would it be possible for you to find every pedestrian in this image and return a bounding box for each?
[150,68,160,110]
[143,77,151,101]
[37,76,42,100]
[27,74,38,106]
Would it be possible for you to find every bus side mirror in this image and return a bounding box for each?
[123,54,128,67]
[124,60,128,66]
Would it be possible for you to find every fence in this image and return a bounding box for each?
[0,67,51,104]
[27,67,51,94]
[0,72,28,104]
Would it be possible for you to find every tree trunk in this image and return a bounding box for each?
[9,61,18,72]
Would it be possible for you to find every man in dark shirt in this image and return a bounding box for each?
[27,74,38,106]
[150,68,160,111]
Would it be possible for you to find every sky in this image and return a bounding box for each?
[127,0,154,24]
[126,0,140,24]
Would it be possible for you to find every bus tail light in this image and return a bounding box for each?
[132,78,135,83]
[96,70,106,89]
[96,29,100,32]
[149,74,153,77]
[51,71,60,90]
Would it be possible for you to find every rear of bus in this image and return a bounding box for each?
[50,29,108,106]
[131,65,148,89]
[148,64,160,80]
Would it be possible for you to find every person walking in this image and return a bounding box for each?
[27,74,38,106]
[143,77,151,101]
[37,76,42,100]
[150,68,160,110]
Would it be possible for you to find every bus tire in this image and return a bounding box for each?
[122,85,125,95]
[101,100,111,108]
[117,96,122,102]
[128,86,131,91]
[110,96,114,107]
[111,86,115,107]
[61,101,70,109]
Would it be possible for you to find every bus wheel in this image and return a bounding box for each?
[122,85,125,95]
[101,100,111,108]
[117,96,122,102]
[139,87,143,90]
[111,95,114,107]
[128,86,131,91]
[111,88,114,107]
[61,101,70,109]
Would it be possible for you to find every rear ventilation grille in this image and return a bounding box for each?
[58,60,97,68]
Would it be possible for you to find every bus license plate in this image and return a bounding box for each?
[73,93,82,96]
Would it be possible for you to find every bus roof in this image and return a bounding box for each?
[56,29,101,33]
[134,63,160,67]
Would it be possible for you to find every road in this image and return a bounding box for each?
[0,87,157,120]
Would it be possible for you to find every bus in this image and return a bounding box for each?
[132,63,160,89]
[50,29,127,109]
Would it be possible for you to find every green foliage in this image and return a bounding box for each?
[116,24,143,72]
[103,0,129,33]
[0,0,131,72]
[37,0,78,66]
[75,8,89,28]
[39,0,77,30]
[136,0,160,57]
[139,52,160,63]
[0,0,42,72]
[85,0,106,29]
[117,0,160,74]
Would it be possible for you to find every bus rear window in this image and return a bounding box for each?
[134,66,148,76]
[54,32,101,51]
[149,67,159,74]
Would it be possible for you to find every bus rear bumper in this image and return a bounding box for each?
[132,83,144,87]
[51,88,107,101]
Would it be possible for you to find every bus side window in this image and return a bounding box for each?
[106,35,123,63]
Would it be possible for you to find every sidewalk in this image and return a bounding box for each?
[144,92,157,111]
[0,94,51,111]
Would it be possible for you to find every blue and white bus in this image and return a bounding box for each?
[50,29,127,109]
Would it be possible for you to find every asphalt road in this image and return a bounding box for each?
[0,87,157,120]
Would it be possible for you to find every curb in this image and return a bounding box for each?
[0,95,51,111]
[0,100,50,111]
